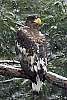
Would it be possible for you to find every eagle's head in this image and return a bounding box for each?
[25,15,41,28]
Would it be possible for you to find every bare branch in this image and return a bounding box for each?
[0,63,67,89]
[46,71,67,89]
[0,64,28,78]
[0,60,20,64]
[0,78,22,83]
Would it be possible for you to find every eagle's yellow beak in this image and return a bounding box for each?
[34,18,41,25]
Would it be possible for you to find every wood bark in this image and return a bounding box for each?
[0,62,67,89]
[46,71,67,89]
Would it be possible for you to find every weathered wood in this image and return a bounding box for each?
[0,64,28,78]
[0,63,67,89]
[46,71,67,89]
[0,60,20,64]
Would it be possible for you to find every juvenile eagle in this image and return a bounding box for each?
[15,15,47,93]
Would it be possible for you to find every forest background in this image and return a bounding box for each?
[0,0,67,100]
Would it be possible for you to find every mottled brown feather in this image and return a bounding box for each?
[17,26,45,46]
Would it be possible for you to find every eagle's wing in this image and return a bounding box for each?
[15,26,47,92]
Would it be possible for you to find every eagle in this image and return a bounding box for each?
[15,15,47,93]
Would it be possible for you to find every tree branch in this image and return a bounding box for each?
[0,63,67,89]
[46,71,67,89]
[0,60,20,64]
[0,64,28,78]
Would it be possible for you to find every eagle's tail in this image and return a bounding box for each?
[31,59,47,94]
[32,74,42,93]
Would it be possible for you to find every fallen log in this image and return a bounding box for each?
[0,63,67,89]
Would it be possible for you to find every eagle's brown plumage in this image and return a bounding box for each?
[15,15,47,93]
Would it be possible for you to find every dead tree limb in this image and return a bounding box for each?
[0,64,28,78]
[0,60,20,64]
[0,64,67,89]
[46,71,67,89]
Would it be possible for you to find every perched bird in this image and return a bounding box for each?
[15,15,47,93]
